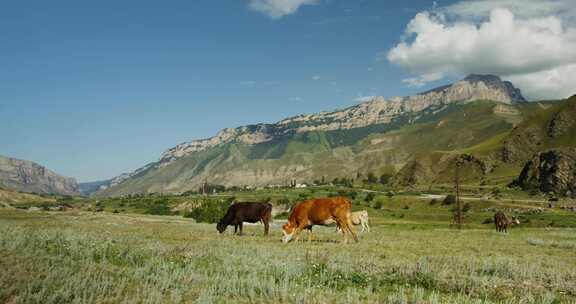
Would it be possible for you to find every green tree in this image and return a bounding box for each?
[379,174,392,185]
[367,172,378,184]
[365,192,376,202]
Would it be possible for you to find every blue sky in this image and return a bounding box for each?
[2,0,575,182]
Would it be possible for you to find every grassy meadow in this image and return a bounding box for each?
[1,189,575,304]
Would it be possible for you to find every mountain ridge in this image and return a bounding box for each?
[0,155,79,196]
[159,74,526,166]
[93,74,533,196]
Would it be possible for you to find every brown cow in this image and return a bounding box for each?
[494,211,520,233]
[282,197,358,243]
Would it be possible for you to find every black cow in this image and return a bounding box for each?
[217,202,272,235]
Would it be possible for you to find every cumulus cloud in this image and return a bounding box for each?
[248,0,319,19]
[387,0,576,99]
[402,72,443,88]
[312,75,321,80]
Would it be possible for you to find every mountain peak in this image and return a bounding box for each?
[461,74,526,103]
[0,155,79,196]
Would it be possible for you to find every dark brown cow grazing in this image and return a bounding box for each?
[282,197,358,243]
[217,202,272,235]
[494,211,520,233]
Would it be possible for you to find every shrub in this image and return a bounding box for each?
[442,195,457,205]
[183,199,231,223]
[372,200,383,210]
[277,198,291,207]
[380,174,393,185]
[274,212,289,219]
[365,192,376,202]
[146,200,171,215]
[429,199,439,205]
[366,172,378,184]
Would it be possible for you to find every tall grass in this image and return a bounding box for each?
[0,210,574,303]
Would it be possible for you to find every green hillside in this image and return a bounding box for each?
[96,97,576,197]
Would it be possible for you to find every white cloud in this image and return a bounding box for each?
[387,0,576,99]
[312,75,321,80]
[507,64,576,100]
[248,0,319,19]
[402,72,443,88]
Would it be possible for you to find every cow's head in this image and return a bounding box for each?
[216,221,227,234]
[281,222,295,243]
[512,217,520,225]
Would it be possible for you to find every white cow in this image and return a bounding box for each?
[337,210,370,233]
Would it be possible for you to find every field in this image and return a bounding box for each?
[1,192,575,304]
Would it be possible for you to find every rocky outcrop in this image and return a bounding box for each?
[0,155,79,196]
[157,74,526,167]
[501,95,576,163]
[513,149,576,196]
[547,99,576,138]
[501,125,544,163]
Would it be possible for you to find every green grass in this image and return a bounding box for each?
[1,197,575,303]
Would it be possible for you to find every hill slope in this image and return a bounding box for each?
[94,74,542,196]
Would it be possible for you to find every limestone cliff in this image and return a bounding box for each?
[0,155,79,196]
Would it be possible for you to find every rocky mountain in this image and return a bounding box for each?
[513,148,576,197]
[159,74,526,166]
[79,180,111,196]
[0,155,79,196]
[95,74,559,197]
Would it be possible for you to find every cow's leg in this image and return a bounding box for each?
[293,227,304,242]
[365,219,370,233]
[234,225,238,234]
[239,222,243,236]
[307,228,314,243]
[264,219,269,236]
[335,219,349,244]
[345,217,359,243]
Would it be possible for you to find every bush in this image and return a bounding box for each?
[183,199,231,223]
[429,199,439,205]
[366,172,378,184]
[274,212,289,219]
[365,193,376,202]
[146,199,171,215]
[337,190,358,200]
[277,198,291,207]
[380,174,393,185]
[372,200,383,209]
[442,195,457,205]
